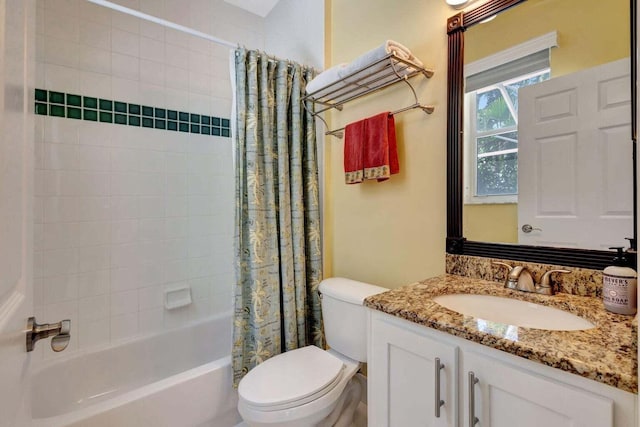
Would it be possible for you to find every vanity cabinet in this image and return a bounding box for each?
[368,310,458,426]
[368,310,636,427]
[462,350,613,427]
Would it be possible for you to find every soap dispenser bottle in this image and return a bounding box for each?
[603,247,637,315]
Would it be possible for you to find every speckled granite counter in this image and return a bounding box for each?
[364,274,638,393]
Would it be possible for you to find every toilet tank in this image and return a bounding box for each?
[318,278,388,362]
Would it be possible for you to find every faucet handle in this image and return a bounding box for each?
[491,261,513,273]
[491,261,512,268]
[537,269,571,295]
[51,333,70,352]
[491,262,518,289]
[26,317,71,352]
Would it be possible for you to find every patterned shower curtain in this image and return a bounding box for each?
[232,48,324,386]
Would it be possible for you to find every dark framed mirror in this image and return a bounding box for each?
[446,0,637,270]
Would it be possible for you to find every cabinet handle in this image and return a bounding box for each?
[434,357,445,417]
[468,371,479,427]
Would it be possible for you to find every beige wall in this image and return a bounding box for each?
[463,204,518,243]
[465,0,630,77]
[463,0,629,243]
[324,0,451,288]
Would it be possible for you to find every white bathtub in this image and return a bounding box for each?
[30,313,241,427]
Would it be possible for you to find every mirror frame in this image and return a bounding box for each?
[446,0,638,270]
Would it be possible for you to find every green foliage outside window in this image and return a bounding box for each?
[473,71,550,197]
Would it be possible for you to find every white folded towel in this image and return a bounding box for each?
[305,63,348,96]
[342,40,424,76]
[305,40,424,96]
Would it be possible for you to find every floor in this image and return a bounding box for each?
[354,401,368,427]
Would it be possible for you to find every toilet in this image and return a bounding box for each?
[237,277,387,427]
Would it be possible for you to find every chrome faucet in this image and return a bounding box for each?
[492,262,570,295]
[536,269,572,295]
[26,317,71,352]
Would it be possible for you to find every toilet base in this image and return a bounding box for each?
[239,376,363,427]
[317,377,362,427]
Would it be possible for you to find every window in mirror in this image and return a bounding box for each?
[469,70,550,199]
[464,44,552,205]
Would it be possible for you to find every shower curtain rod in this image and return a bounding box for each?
[86,0,238,49]
[87,0,312,67]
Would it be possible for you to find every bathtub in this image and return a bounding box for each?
[31,312,241,427]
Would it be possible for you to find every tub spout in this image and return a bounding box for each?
[26,316,71,352]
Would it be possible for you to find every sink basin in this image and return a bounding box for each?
[432,294,595,331]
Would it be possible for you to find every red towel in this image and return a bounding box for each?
[363,112,399,182]
[344,120,365,184]
[343,112,399,184]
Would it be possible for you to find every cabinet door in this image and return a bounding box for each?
[369,313,458,427]
[462,351,614,427]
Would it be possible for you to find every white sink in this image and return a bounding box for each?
[432,294,595,331]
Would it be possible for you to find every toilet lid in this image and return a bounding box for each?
[238,346,345,409]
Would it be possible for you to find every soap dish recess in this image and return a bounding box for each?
[164,286,192,310]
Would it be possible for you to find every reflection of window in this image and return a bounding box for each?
[463,33,557,205]
[471,71,550,197]
[476,319,519,341]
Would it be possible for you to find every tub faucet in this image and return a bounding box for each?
[491,262,570,295]
[26,316,71,352]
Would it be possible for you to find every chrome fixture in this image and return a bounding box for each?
[446,0,469,6]
[445,0,481,9]
[536,269,572,295]
[434,357,445,418]
[521,224,542,234]
[468,371,479,426]
[492,262,570,295]
[26,316,71,352]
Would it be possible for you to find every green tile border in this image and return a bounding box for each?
[49,91,65,104]
[115,101,127,113]
[84,109,98,121]
[129,115,140,126]
[67,106,82,120]
[50,104,65,117]
[84,96,97,109]
[35,89,47,102]
[34,89,231,139]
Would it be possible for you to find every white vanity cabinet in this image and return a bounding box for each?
[462,350,614,427]
[368,310,637,427]
[368,310,458,426]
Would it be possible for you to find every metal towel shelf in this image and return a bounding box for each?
[302,52,435,138]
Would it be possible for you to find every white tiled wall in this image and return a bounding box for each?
[34,0,266,358]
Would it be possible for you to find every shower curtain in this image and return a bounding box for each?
[232,48,323,386]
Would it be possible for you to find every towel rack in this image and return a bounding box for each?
[302,52,435,138]
[325,103,435,138]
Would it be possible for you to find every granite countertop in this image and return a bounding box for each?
[364,274,638,394]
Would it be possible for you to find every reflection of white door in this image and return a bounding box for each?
[518,58,633,250]
[0,1,35,426]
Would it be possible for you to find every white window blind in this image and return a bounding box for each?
[466,49,550,93]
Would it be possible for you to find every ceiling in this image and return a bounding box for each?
[223,0,281,17]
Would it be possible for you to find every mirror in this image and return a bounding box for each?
[446,0,637,269]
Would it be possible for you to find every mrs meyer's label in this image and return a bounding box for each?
[603,273,637,315]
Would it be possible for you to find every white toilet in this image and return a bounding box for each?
[237,277,387,427]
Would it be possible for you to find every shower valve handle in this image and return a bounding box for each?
[26,316,71,352]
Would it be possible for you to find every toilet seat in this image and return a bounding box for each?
[238,347,362,426]
[239,346,345,411]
